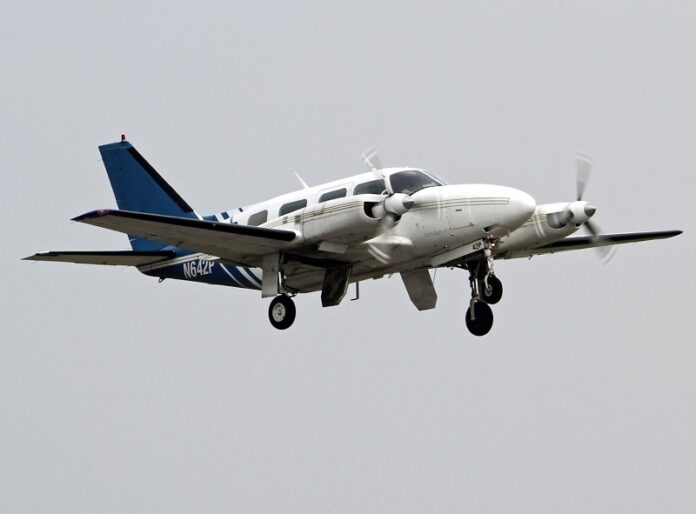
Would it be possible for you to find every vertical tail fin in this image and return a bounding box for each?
[99,140,196,250]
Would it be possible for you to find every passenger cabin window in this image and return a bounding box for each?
[319,188,347,203]
[247,210,268,226]
[389,170,442,195]
[279,199,307,216]
[353,179,386,195]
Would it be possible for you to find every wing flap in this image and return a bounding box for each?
[23,250,176,266]
[72,210,297,266]
[507,230,682,258]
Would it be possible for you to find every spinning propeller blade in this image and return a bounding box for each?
[574,153,616,263]
[359,148,417,264]
[584,219,617,263]
[362,147,382,171]
[575,152,593,201]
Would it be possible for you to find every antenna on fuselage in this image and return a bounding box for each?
[294,172,310,189]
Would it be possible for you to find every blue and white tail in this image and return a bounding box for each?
[99,139,196,250]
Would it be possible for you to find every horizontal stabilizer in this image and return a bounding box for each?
[516,230,682,258]
[23,250,176,266]
[72,209,297,267]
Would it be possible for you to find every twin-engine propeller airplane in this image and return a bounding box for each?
[25,137,681,336]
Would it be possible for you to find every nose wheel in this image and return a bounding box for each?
[479,274,503,304]
[268,295,296,330]
[466,299,494,336]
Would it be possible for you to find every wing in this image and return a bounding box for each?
[505,230,682,258]
[72,209,297,266]
[23,250,176,266]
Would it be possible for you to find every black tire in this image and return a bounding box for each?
[480,275,503,305]
[465,301,494,336]
[268,295,296,330]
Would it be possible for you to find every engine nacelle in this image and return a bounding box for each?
[368,193,415,219]
[547,201,596,228]
[299,194,386,245]
[496,203,582,257]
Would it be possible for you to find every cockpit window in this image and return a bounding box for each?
[389,170,443,195]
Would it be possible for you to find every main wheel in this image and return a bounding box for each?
[480,275,503,304]
[268,295,296,330]
[465,300,494,336]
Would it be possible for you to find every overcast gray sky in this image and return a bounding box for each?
[2,1,694,513]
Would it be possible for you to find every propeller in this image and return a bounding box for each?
[362,147,383,172]
[366,192,415,264]
[360,147,415,264]
[573,153,616,264]
[575,152,592,201]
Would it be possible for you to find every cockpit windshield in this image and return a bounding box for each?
[389,170,443,195]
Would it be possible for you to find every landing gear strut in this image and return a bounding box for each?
[268,295,296,330]
[463,243,502,336]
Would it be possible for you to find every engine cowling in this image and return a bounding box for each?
[299,194,387,245]
[295,193,415,246]
[547,201,596,228]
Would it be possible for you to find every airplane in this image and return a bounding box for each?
[24,136,682,336]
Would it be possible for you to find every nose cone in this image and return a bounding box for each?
[476,185,536,232]
[513,189,536,216]
[506,188,536,227]
[584,203,597,217]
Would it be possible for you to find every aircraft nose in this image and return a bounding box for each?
[478,186,535,232]
[507,188,536,225]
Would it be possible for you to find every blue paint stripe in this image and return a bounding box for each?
[218,264,242,287]
[243,267,263,286]
[227,265,258,289]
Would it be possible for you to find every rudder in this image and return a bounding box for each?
[99,139,196,250]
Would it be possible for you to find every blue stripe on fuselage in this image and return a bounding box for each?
[221,264,257,289]
[140,251,261,290]
[242,266,263,287]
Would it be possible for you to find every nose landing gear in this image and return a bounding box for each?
[480,274,503,305]
[463,244,502,336]
[466,298,494,336]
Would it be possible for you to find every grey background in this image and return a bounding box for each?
[2,1,694,513]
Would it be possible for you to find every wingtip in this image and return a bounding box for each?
[22,251,50,261]
[72,209,114,222]
[664,229,683,238]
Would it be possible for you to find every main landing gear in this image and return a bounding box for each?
[463,245,503,337]
[268,294,296,330]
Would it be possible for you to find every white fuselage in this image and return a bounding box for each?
[196,168,543,291]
